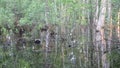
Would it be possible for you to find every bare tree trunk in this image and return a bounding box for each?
[117,10,120,40]
[60,2,66,68]
[93,0,100,68]
[95,0,107,68]
[89,8,94,68]
[45,0,49,67]
[106,0,112,68]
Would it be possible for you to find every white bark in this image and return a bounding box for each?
[93,0,100,68]
[96,0,108,68]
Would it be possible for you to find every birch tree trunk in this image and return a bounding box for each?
[45,0,49,67]
[95,0,108,68]
[93,0,100,68]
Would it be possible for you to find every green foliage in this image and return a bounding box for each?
[111,0,120,24]
[110,50,120,68]
[0,0,120,68]
[18,59,30,68]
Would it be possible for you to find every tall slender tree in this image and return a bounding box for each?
[95,0,108,68]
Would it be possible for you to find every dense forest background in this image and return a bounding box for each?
[0,0,120,68]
